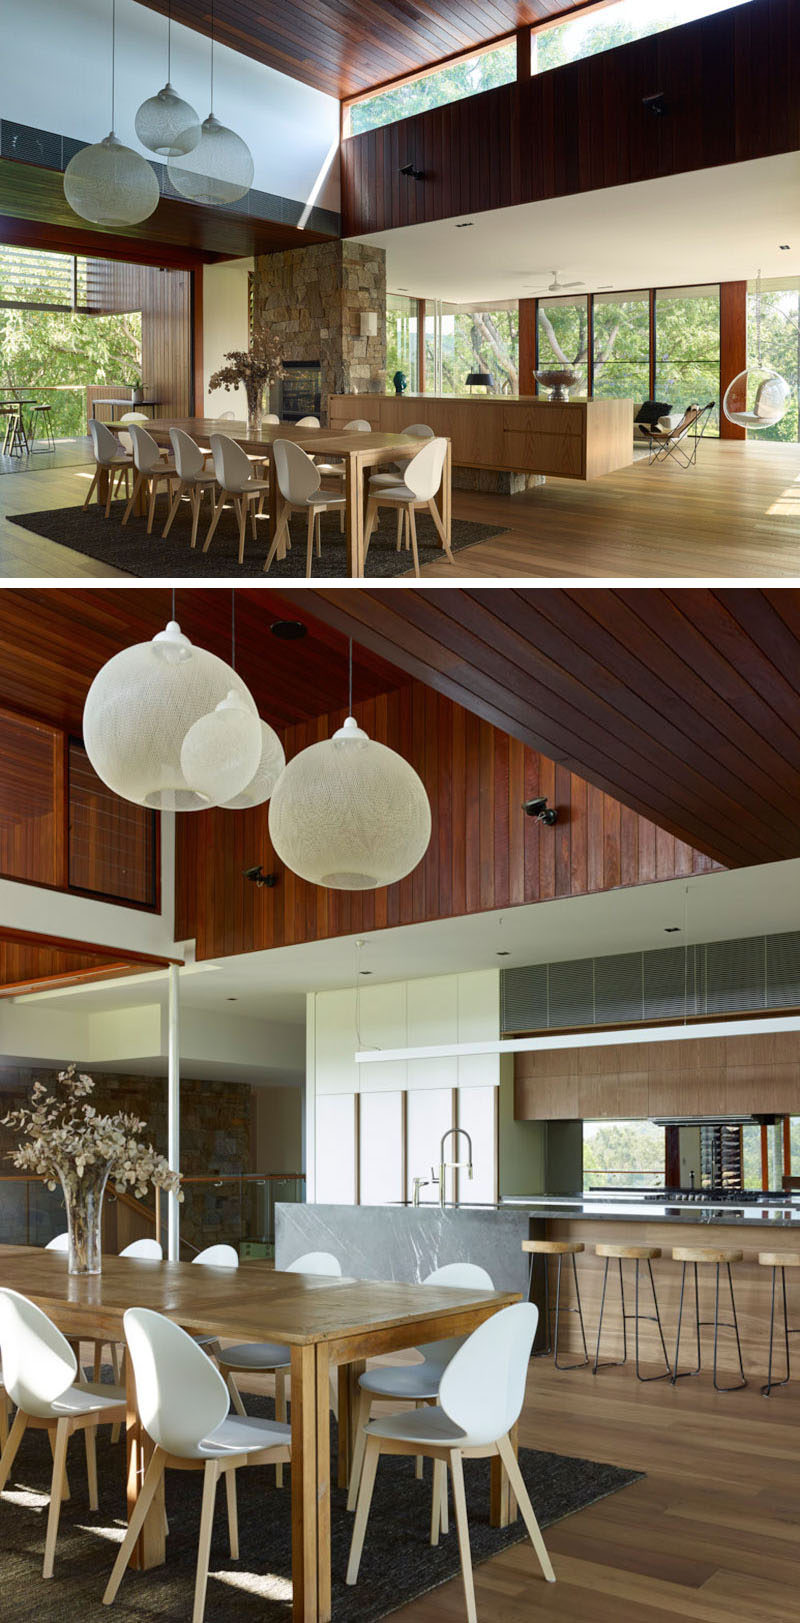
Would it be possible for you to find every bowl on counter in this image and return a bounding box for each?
[534,368,581,402]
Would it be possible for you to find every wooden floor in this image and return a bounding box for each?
[223,1349,800,1623]
[1,439,799,580]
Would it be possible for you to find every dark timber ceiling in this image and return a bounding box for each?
[0,588,408,738]
[275,587,800,873]
[134,0,599,99]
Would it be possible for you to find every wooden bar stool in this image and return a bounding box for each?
[671,1246,747,1392]
[593,1244,670,1382]
[522,1240,588,1369]
[758,1251,800,1396]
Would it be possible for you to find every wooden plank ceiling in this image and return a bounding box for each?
[0,927,179,998]
[0,588,408,738]
[273,587,800,873]
[135,0,596,99]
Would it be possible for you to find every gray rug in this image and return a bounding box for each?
[8,501,507,578]
[0,1391,642,1621]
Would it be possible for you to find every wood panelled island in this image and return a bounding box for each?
[328,394,633,484]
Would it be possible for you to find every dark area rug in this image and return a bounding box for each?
[7,501,507,578]
[0,1390,642,1621]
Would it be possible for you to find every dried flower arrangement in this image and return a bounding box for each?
[3,1064,181,1274]
[208,324,284,427]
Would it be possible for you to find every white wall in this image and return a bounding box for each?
[203,258,253,415]
[1,0,340,209]
[306,970,501,1205]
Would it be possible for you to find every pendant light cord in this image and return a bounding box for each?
[348,637,353,715]
[167,0,171,81]
[210,0,215,115]
[171,585,176,621]
[111,0,116,132]
[756,267,763,367]
[231,588,236,670]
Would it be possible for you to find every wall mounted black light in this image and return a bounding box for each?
[400,161,425,180]
[642,92,668,116]
[522,796,558,826]
[243,864,279,888]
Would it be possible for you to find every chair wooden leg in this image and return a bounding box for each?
[346,1386,373,1512]
[396,509,404,552]
[408,505,420,576]
[315,510,323,557]
[345,1434,381,1586]
[189,488,202,549]
[194,1460,220,1623]
[82,469,100,510]
[0,1392,8,1452]
[0,1409,28,1493]
[103,1448,166,1605]
[93,1342,102,1383]
[48,1426,70,1499]
[431,1458,448,1546]
[275,1368,287,1489]
[496,1433,555,1582]
[84,1423,99,1511]
[237,497,248,565]
[224,1466,239,1559]
[249,496,258,541]
[163,480,185,538]
[203,490,227,552]
[104,469,116,519]
[262,512,289,574]
[306,506,316,577]
[415,1401,425,1480]
[450,1450,477,1623]
[226,1372,247,1417]
[363,498,379,562]
[146,478,159,535]
[428,498,454,562]
[122,472,143,526]
[43,1419,70,1579]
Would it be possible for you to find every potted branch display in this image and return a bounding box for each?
[209,325,284,435]
[3,1065,181,1276]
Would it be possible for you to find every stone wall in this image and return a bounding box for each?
[253,240,386,422]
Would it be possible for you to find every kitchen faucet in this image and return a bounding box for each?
[433,1128,474,1209]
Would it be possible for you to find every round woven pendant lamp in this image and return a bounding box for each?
[222,720,286,809]
[268,717,431,890]
[135,83,201,157]
[167,113,253,205]
[64,132,160,226]
[82,621,259,812]
[180,691,262,807]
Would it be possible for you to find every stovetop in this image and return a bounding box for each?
[643,1188,794,1206]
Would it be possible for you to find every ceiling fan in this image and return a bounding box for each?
[525,269,586,293]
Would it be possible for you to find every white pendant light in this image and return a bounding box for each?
[222,720,286,809]
[135,1,201,158]
[82,620,259,812]
[268,715,431,890]
[180,690,262,806]
[64,0,159,227]
[167,0,253,205]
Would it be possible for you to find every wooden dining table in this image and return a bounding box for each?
[0,1245,517,1622]
[106,416,453,577]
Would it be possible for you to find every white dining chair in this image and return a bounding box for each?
[103,1307,291,1623]
[84,419,132,517]
[295,414,321,428]
[263,440,346,578]
[369,422,434,493]
[120,1238,163,1259]
[190,1244,239,1357]
[316,418,371,532]
[203,432,270,564]
[0,1288,125,1579]
[347,1302,555,1623]
[45,1232,69,1252]
[162,429,218,547]
[363,436,452,576]
[347,1263,494,1512]
[122,423,176,534]
[217,1250,341,1488]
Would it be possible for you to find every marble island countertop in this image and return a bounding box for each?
[501,1194,800,1227]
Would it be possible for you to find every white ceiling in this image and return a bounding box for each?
[13,856,800,1027]
[357,153,800,304]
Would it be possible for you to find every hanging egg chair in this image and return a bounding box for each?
[723,270,792,432]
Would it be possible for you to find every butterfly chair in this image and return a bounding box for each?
[84,420,133,517]
[217,1250,341,1489]
[363,436,453,577]
[263,440,346,577]
[0,1289,125,1579]
[103,1307,291,1623]
[347,1263,494,1516]
[347,1302,555,1623]
[639,401,715,467]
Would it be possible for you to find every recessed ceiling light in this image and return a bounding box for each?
[664,926,681,933]
[227,996,238,1001]
[270,620,307,640]
[455,221,473,228]
[359,970,373,975]
[496,950,510,956]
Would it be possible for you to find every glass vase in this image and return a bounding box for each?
[246,389,264,438]
[59,1162,111,1276]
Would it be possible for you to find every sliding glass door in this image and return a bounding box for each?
[655,284,720,430]
[593,290,650,404]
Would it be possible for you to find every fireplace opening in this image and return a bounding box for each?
[281,361,322,422]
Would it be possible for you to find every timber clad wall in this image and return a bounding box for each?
[90,260,192,418]
[175,682,720,962]
[341,0,800,235]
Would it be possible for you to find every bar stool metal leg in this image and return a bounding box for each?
[634,1259,671,1382]
[594,1258,628,1373]
[672,1262,702,1384]
[761,1265,799,1396]
[553,1252,589,1371]
[712,1263,747,1393]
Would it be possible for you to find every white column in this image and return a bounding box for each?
[167,963,181,1260]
